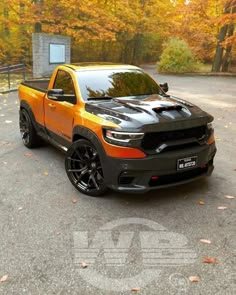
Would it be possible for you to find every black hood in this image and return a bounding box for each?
[85,94,213,132]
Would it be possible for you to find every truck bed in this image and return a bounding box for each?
[21,79,50,92]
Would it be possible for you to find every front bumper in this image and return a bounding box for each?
[102,143,216,193]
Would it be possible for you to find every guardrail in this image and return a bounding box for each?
[0,63,26,92]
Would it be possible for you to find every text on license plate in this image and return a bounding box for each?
[177,156,197,170]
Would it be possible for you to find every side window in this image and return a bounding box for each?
[53,70,76,103]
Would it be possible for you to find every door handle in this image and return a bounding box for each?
[48,103,56,109]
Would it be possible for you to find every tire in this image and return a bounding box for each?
[65,139,108,196]
[19,108,41,148]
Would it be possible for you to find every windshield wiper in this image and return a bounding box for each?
[87,96,113,101]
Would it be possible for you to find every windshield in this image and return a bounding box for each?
[76,69,163,101]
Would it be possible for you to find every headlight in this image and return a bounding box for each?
[104,130,144,144]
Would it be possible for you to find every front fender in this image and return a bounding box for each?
[72,125,114,186]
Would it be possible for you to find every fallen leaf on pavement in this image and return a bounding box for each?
[81,262,88,268]
[0,274,8,282]
[198,200,205,205]
[131,287,140,292]
[72,199,77,204]
[44,171,49,176]
[189,276,200,282]
[24,153,33,158]
[200,239,211,244]
[225,195,234,199]
[217,206,227,210]
[203,257,219,264]
[0,141,10,146]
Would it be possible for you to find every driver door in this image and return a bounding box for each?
[44,70,77,147]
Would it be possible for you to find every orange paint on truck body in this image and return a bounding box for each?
[18,64,146,159]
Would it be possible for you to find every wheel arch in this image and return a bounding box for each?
[72,125,112,181]
[20,100,39,132]
[72,125,106,158]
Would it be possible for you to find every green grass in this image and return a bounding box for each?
[195,63,212,73]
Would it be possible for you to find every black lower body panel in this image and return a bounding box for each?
[102,143,216,193]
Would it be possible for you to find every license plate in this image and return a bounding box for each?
[177,156,197,170]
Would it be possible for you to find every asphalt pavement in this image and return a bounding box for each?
[0,68,235,295]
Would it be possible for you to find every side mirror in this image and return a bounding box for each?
[47,89,64,101]
[47,89,76,104]
[160,82,169,93]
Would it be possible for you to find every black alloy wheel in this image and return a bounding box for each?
[19,108,40,148]
[65,139,107,196]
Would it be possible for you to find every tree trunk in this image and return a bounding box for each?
[33,0,43,33]
[34,23,42,33]
[131,34,144,65]
[3,8,9,36]
[221,24,234,72]
[211,25,228,72]
[212,0,230,72]
[212,0,236,72]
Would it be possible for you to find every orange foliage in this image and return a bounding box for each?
[0,0,235,65]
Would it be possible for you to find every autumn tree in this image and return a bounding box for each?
[113,0,176,64]
[169,0,220,62]
[0,0,235,70]
[0,0,27,64]
[0,0,177,65]
[212,0,236,72]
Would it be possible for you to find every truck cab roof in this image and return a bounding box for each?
[63,62,140,72]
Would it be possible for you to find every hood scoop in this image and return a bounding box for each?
[152,104,191,120]
[153,105,183,113]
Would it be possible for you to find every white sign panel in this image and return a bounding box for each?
[49,44,65,64]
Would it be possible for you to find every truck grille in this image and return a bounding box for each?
[141,125,207,152]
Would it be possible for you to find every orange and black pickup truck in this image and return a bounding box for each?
[18,63,216,196]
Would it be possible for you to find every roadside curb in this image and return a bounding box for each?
[0,88,18,94]
[141,65,236,77]
[181,72,236,77]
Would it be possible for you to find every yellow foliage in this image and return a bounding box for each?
[0,0,235,65]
